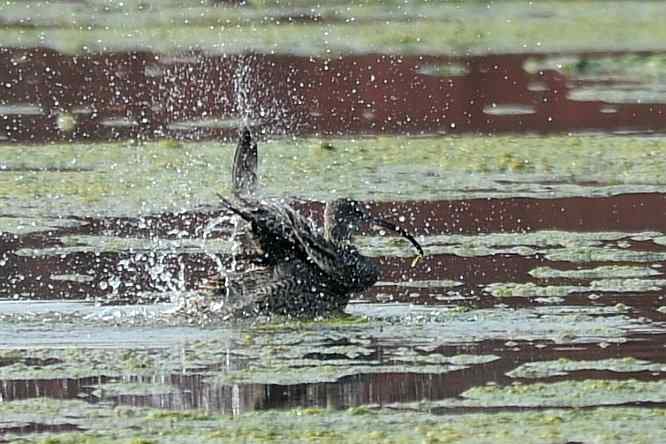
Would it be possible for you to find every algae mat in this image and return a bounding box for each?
[3,1,666,55]
[3,401,666,444]
[3,135,666,219]
[3,133,666,442]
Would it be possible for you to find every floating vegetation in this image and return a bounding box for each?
[90,381,179,397]
[3,136,666,218]
[442,379,666,408]
[3,10,666,436]
[3,2,666,55]
[485,283,584,298]
[376,280,463,289]
[543,247,666,263]
[208,363,466,385]
[0,216,79,235]
[14,235,233,257]
[529,266,662,280]
[360,230,664,259]
[4,398,666,444]
[507,357,666,379]
[416,62,469,77]
[486,279,666,298]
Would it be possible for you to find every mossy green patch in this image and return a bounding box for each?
[485,282,584,298]
[447,379,666,408]
[529,266,662,280]
[507,357,666,379]
[3,135,666,219]
[486,279,666,298]
[544,247,666,263]
[360,230,661,259]
[4,398,666,444]
[3,1,666,55]
[526,53,666,104]
[147,410,212,421]
[14,235,233,257]
[0,216,80,235]
[2,302,655,386]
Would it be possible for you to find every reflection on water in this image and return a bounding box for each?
[3,45,666,444]
[3,49,666,143]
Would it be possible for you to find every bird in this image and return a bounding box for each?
[231,126,257,197]
[209,127,424,319]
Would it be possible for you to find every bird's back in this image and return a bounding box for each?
[217,197,379,317]
[209,127,382,318]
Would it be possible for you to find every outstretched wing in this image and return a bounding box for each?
[218,195,313,265]
[231,126,258,197]
[218,196,378,293]
[283,207,379,291]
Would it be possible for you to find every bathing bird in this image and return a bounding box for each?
[211,128,423,318]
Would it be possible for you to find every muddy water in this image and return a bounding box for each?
[3,48,666,143]
[3,50,666,442]
[2,193,666,417]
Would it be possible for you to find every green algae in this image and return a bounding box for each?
[485,283,584,298]
[91,382,178,397]
[3,135,666,218]
[347,304,649,345]
[208,363,466,385]
[543,247,666,263]
[527,53,666,81]
[569,84,666,105]
[0,216,80,235]
[486,279,666,298]
[0,302,656,383]
[15,235,233,257]
[376,280,463,289]
[529,266,662,280]
[365,230,656,256]
[0,347,181,379]
[391,351,499,366]
[507,357,666,379]
[525,53,666,104]
[348,231,666,267]
[416,62,469,77]
[0,303,665,441]
[4,398,666,444]
[3,1,666,55]
[446,379,666,409]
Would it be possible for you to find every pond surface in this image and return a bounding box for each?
[3,1,666,443]
[4,49,666,142]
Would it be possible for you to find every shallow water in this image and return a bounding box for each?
[3,159,666,434]
[3,49,666,143]
[3,2,666,443]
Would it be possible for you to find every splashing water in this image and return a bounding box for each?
[231,54,299,135]
[233,57,254,126]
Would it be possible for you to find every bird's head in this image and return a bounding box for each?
[324,198,424,260]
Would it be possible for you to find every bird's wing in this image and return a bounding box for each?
[281,208,356,279]
[218,195,312,264]
[231,127,258,197]
[281,209,379,290]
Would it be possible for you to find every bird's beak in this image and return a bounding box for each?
[369,217,425,264]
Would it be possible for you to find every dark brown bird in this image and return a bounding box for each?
[231,126,257,197]
[212,128,423,318]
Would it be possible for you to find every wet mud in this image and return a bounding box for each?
[3,49,666,143]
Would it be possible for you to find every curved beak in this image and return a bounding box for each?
[369,217,425,260]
